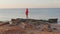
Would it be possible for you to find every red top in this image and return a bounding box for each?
[26,8,28,18]
[26,8,28,15]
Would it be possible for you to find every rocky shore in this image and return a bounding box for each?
[0,18,59,34]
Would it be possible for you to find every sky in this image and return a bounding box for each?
[0,0,60,8]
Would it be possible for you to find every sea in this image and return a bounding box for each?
[0,8,60,23]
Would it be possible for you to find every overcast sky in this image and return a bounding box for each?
[0,0,60,8]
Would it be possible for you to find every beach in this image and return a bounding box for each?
[0,21,60,34]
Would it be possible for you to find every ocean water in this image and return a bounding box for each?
[0,8,60,21]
